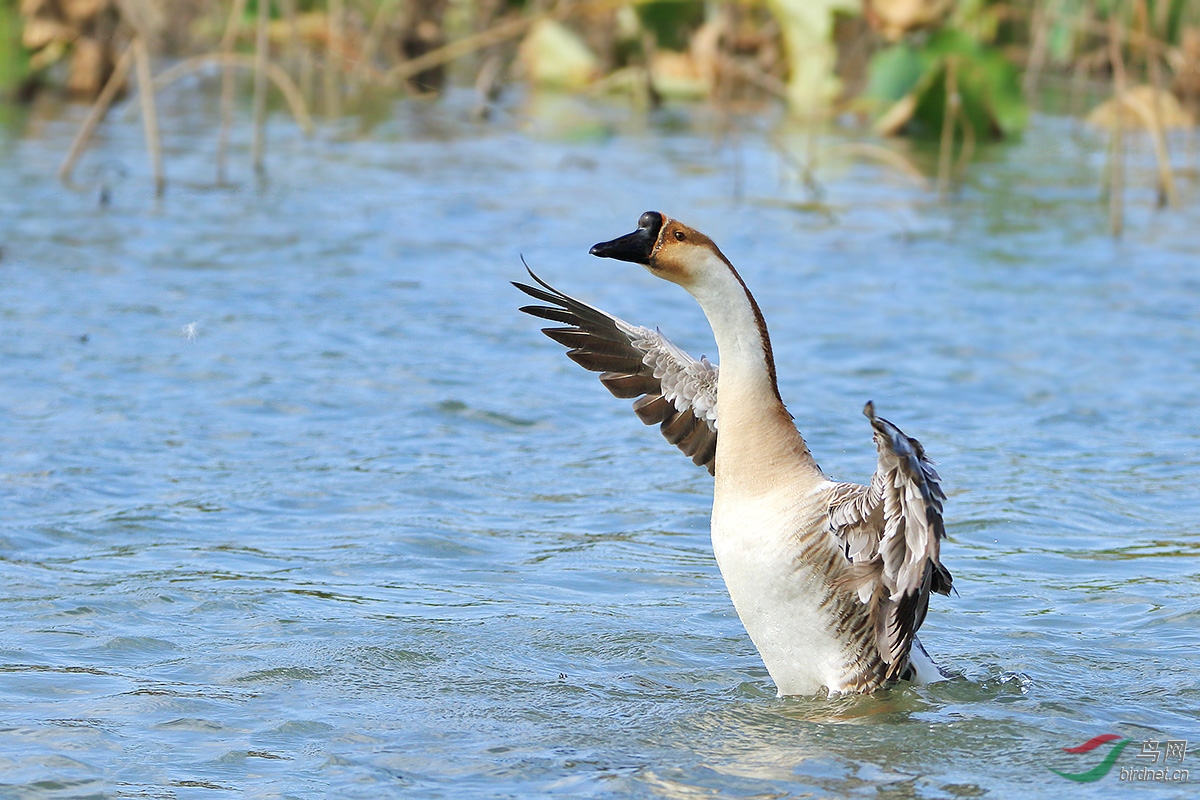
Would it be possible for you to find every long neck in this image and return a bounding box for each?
[687,258,823,488]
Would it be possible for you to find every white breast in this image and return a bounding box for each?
[710,484,852,696]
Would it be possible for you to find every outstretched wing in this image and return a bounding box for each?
[514,267,719,474]
[828,401,953,681]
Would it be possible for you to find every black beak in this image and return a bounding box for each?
[589,211,663,264]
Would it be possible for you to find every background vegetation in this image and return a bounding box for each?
[1,0,1198,232]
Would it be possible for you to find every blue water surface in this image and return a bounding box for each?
[0,89,1197,798]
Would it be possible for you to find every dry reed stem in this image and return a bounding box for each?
[1069,2,1094,118]
[216,0,248,183]
[954,99,976,181]
[1108,16,1126,238]
[58,43,135,185]
[151,54,314,134]
[1032,5,1183,62]
[1024,0,1062,102]
[804,117,822,200]
[640,29,661,109]
[353,0,400,95]
[324,0,343,117]
[766,132,822,199]
[937,56,959,198]
[383,13,546,89]
[779,129,824,201]
[769,133,933,199]
[280,0,299,73]
[714,54,788,101]
[299,48,315,104]
[1135,0,1176,208]
[1107,91,1180,209]
[1029,0,1194,123]
[132,36,164,196]
[824,142,930,189]
[472,53,504,118]
[252,0,270,174]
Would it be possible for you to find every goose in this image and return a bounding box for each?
[514,211,953,696]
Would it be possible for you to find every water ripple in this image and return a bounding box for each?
[0,100,1196,798]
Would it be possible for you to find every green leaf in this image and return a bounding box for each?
[636,0,705,52]
[0,0,31,98]
[865,44,924,104]
[866,29,1027,140]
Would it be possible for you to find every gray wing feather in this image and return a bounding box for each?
[828,401,953,681]
[514,267,719,474]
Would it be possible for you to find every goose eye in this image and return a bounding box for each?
[673,231,685,241]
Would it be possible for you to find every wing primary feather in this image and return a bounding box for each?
[826,401,954,684]
[566,350,647,373]
[631,393,672,425]
[519,304,584,325]
[600,372,660,399]
[515,267,719,474]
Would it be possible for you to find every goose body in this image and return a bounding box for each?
[516,212,953,695]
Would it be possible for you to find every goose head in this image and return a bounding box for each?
[589,211,730,291]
